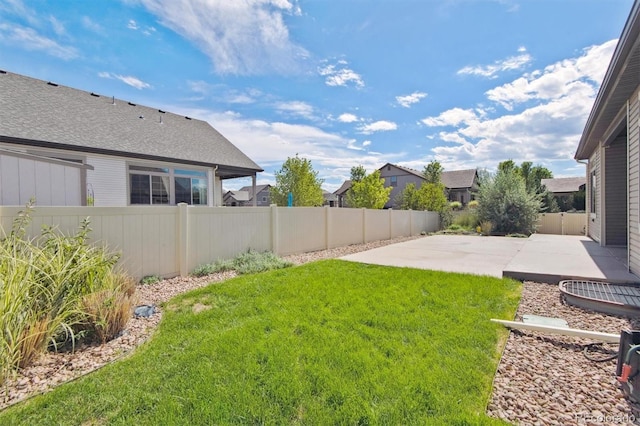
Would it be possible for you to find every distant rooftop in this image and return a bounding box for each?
[541,177,586,194]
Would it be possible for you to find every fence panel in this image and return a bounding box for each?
[411,211,440,234]
[365,209,391,242]
[536,213,586,235]
[277,207,326,255]
[327,207,364,248]
[187,207,272,272]
[390,210,411,238]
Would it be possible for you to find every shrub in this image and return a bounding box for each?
[480,221,493,236]
[467,200,479,209]
[193,250,293,277]
[140,275,162,285]
[477,169,541,235]
[449,201,462,210]
[453,210,479,230]
[0,203,134,383]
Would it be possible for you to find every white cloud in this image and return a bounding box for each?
[98,72,152,90]
[421,108,478,127]
[362,140,371,147]
[337,113,359,123]
[425,41,617,172]
[0,23,78,59]
[396,91,427,108]
[127,19,139,30]
[318,62,365,88]
[358,120,397,134]
[275,101,315,120]
[485,40,616,110]
[137,0,307,75]
[49,16,65,36]
[457,49,532,78]
[82,16,104,34]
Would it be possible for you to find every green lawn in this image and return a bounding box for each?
[0,260,520,425]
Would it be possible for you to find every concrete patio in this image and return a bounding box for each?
[340,234,639,284]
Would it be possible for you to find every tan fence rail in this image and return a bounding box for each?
[536,213,586,236]
[0,204,439,280]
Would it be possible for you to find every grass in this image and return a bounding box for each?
[0,260,520,425]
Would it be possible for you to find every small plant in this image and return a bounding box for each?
[192,250,293,277]
[140,275,162,285]
[452,210,479,230]
[449,201,462,210]
[447,224,463,231]
[480,221,493,236]
[467,200,479,209]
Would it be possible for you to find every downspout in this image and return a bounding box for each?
[212,165,218,207]
[627,99,631,272]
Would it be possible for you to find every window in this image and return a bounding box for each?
[390,176,397,187]
[590,170,597,214]
[262,196,267,202]
[129,165,208,205]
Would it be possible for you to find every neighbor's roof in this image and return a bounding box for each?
[0,71,263,177]
[575,0,640,160]
[238,184,270,199]
[441,168,478,189]
[224,190,250,202]
[334,180,352,195]
[541,177,586,193]
[381,163,425,179]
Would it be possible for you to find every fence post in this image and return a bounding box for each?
[409,209,413,236]
[178,203,189,277]
[388,208,393,239]
[362,208,367,243]
[271,204,279,255]
[561,212,565,235]
[325,205,331,250]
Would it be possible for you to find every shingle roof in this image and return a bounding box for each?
[541,177,586,194]
[385,163,425,179]
[0,71,262,177]
[440,169,478,189]
[238,184,270,199]
[224,190,250,202]
[334,180,352,195]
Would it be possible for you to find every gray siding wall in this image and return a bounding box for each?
[378,165,424,208]
[605,135,627,246]
[86,155,127,206]
[588,147,602,243]
[629,91,640,276]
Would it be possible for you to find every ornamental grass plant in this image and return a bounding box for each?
[0,203,135,384]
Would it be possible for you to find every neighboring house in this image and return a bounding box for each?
[0,71,263,207]
[223,184,271,206]
[222,190,250,206]
[440,168,479,205]
[541,177,586,211]
[323,190,338,207]
[334,180,352,207]
[378,163,479,209]
[574,0,640,275]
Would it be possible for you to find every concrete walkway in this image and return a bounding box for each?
[340,234,639,283]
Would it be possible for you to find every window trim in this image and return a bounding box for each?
[127,162,209,206]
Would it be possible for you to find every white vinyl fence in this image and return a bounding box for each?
[536,212,586,236]
[0,204,439,280]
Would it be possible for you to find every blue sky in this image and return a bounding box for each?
[0,0,634,191]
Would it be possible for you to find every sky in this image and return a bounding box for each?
[0,0,635,191]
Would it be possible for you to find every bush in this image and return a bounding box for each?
[467,200,479,209]
[193,250,293,277]
[0,202,133,383]
[140,275,162,285]
[477,169,541,235]
[453,210,479,230]
[449,201,462,210]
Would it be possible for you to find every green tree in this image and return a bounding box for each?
[396,183,421,210]
[497,160,557,212]
[270,155,324,206]
[477,168,541,235]
[422,160,444,184]
[350,165,367,183]
[346,170,391,209]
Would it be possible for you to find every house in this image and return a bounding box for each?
[223,184,271,206]
[574,0,640,275]
[378,163,479,209]
[541,177,586,211]
[323,190,338,207]
[0,71,263,207]
[333,180,352,207]
[440,168,479,205]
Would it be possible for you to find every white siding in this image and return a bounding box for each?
[588,147,602,243]
[86,155,127,206]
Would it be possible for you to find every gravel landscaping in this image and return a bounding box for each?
[3,234,640,426]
